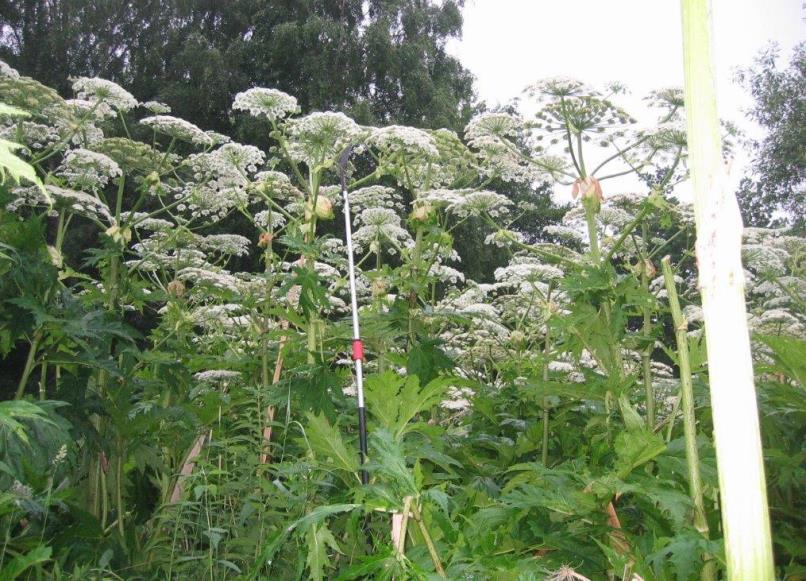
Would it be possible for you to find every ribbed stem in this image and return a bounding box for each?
[680,1,774,577]
[662,257,713,580]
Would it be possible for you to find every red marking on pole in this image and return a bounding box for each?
[352,339,364,361]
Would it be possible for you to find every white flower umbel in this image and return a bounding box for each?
[176,267,241,293]
[198,234,251,257]
[741,244,789,276]
[348,185,403,212]
[140,115,212,146]
[286,112,364,167]
[417,188,468,209]
[525,76,596,100]
[182,143,266,220]
[0,122,59,150]
[72,77,138,112]
[53,187,113,223]
[57,148,122,190]
[352,207,413,254]
[232,87,298,122]
[253,170,300,199]
[194,370,241,383]
[141,101,171,114]
[367,125,439,158]
[448,190,512,219]
[428,263,465,285]
[254,209,287,230]
[0,59,20,79]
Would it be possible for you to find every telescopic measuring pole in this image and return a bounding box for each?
[338,146,369,485]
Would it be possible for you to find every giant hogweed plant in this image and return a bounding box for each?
[0,59,803,579]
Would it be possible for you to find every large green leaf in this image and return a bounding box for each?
[614,429,666,478]
[304,412,359,478]
[0,137,45,193]
[756,334,806,386]
[364,372,450,440]
[306,522,341,581]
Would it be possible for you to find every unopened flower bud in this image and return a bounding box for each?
[571,177,604,212]
[510,330,526,347]
[371,278,388,298]
[145,171,161,187]
[166,279,185,298]
[258,232,273,248]
[305,196,334,220]
[410,203,433,222]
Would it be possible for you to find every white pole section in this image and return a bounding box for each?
[680,1,775,578]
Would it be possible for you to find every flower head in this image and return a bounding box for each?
[72,77,138,112]
[232,87,298,122]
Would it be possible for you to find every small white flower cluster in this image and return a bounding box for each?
[485,229,525,248]
[0,59,20,79]
[525,76,595,100]
[232,87,298,122]
[428,263,465,285]
[176,267,241,293]
[286,112,364,167]
[182,143,265,220]
[348,185,403,212]
[352,208,413,254]
[417,188,468,208]
[140,115,212,146]
[122,212,174,232]
[448,190,512,219]
[141,100,171,114]
[367,125,439,158]
[543,224,586,246]
[189,304,252,331]
[495,256,563,292]
[741,244,789,276]
[749,309,805,337]
[253,209,287,230]
[0,121,59,149]
[72,77,138,112]
[465,112,521,142]
[63,97,116,120]
[57,148,122,190]
[440,386,475,411]
[197,234,251,257]
[253,170,301,199]
[128,234,209,272]
[9,185,114,223]
[6,186,50,214]
[194,369,241,383]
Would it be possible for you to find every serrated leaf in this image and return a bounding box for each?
[304,412,359,477]
[364,372,450,440]
[306,522,341,581]
[615,429,666,478]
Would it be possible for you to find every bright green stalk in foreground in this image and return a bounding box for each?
[680,0,774,578]
[662,256,714,580]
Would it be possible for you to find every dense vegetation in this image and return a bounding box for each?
[0,56,803,579]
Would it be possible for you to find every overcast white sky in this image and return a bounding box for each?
[446,0,804,199]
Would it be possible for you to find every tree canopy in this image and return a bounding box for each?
[0,0,476,130]
[736,42,805,231]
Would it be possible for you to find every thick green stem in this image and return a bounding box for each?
[662,257,713,580]
[15,331,42,399]
[641,226,655,429]
[411,503,445,578]
[680,1,774,578]
[541,291,553,466]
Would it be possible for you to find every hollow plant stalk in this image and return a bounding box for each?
[680,1,774,577]
[662,256,714,580]
[541,287,553,466]
[641,225,655,429]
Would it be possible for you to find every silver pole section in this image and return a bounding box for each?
[338,146,369,484]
